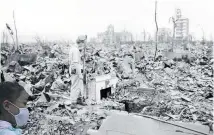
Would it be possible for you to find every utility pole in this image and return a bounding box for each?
[83,35,87,99]
[154,1,158,61]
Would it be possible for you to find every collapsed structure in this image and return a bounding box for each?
[0,34,213,134]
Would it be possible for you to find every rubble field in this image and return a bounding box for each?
[1,42,213,134]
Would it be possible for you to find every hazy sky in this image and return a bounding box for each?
[0,0,213,42]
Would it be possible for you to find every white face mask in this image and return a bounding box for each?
[8,102,29,127]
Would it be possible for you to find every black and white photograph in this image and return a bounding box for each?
[0,0,213,134]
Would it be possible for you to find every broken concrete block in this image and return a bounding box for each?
[51,78,66,91]
[18,53,37,66]
[38,73,46,80]
[121,73,130,79]
[7,61,22,73]
[35,93,50,104]
[19,75,26,81]
[44,73,55,85]
[34,80,45,92]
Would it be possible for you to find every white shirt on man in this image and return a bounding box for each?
[69,44,81,64]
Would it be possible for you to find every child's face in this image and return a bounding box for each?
[3,90,29,125]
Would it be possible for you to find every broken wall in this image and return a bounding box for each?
[87,75,118,102]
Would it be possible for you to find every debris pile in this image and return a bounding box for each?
[115,43,213,128]
[1,42,213,134]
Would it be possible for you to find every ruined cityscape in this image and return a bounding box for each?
[90,9,189,45]
[0,1,213,135]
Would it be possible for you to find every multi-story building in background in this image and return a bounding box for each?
[175,9,189,40]
[97,25,133,44]
[97,25,115,44]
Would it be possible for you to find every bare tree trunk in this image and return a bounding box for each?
[169,16,178,52]
[154,1,158,61]
[13,11,19,51]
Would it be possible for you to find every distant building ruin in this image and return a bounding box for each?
[97,25,133,44]
[97,25,115,44]
[174,9,189,41]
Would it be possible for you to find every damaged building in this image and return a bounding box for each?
[97,25,133,45]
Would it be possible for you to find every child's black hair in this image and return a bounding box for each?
[0,81,25,114]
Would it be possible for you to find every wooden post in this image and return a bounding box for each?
[154,1,158,61]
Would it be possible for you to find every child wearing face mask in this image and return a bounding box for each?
[0,82,30,135]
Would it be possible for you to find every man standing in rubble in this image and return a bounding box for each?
[69,36,86,105]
